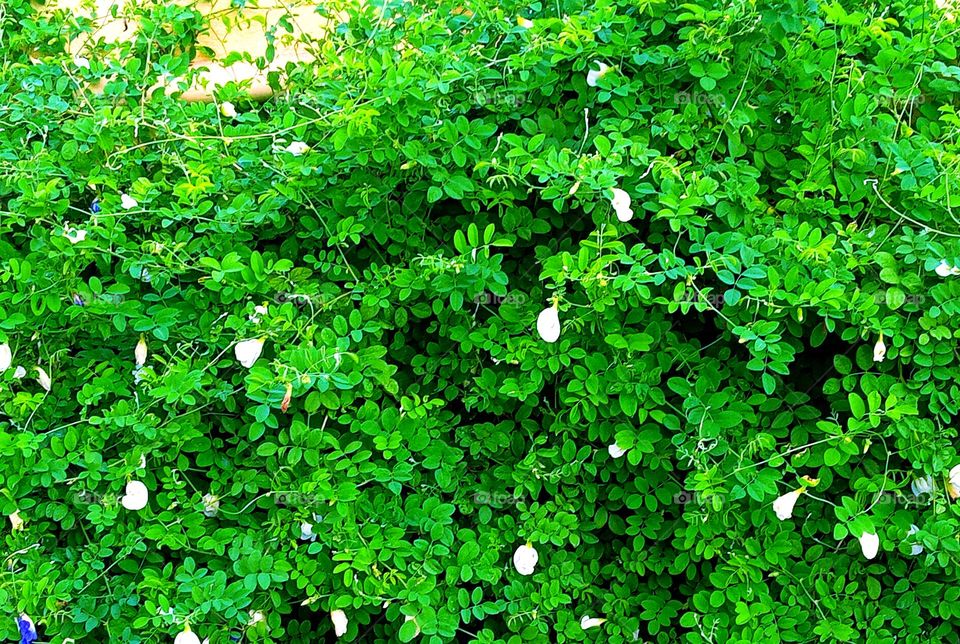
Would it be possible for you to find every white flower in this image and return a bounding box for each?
[249,304,268,324]
[512,542,538,575]
[517,17,534,28]
[174,627,201,644]
[120,193,138,210]
[202,494,220,518]
[9,510,24,531]
[949,464,960,499]
[35,366,51,392]
[0,343,10,372]
[911,475,934,497]
[611,188,633,222]
[220,101,237,118]
[859,531,880,559]
[907,524,923,556]
[63,226,87,244]
[249,610,265,625]
[580,615,606,630]
[873,336,886,362]
[300,521,317,541]
[135,335,148,367]
[536,306,561,343]
[772,488,803,521]
[235,338,265,368]
[586,62,610,87]
[284,141,310,156]
[139,455,147,469]
[121,480,149,511]
[73,56,90,69]
[608,444,627,458]
[935,260,954,277]
[13,366,26,379]
[403,615,420,637]
[330,609,348,638]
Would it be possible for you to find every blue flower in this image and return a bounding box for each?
[90,198,101,214]
[17,614,37,644]
[72,293,85,306]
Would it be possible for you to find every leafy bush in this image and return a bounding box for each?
[3,0,960,642]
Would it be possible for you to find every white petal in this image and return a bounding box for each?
[135,336,148,367]
[300,521,316,541]
[907,524,923,555]
[174,630,201,644]
[536,307,561,343]
[285,142,310,156]
[121,480,149,511]
[935,260,953,277]
[331,609,348,637]
[772,489,802,520]
[910,476,934,497]
[64,227,87,244]
[607,444,627,458]
[872,338,886,362]
[120,194,138,210]
[13,366,26,379]
[580,615,606,629]
[235,339,265,368]
[586,62,609,87]
[73,56,90,69]
[512,543,539,575]
[220,101,237,118]
[0,343,11,372]
[859,531,880,559]
[35,366,51,392]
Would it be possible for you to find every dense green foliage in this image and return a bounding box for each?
[4,0,960,641]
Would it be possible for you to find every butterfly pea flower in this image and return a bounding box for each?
[248,610,265,626]
[773,488,804,520]
[906,524,923,556]
[121,480,149,511]
[404,614,420,637]
[0,343,10,372]
[873,335,886,362]
[300,521,317,541]
[580,615,606,630]
[249,304,268,323]
[611,188,633,222]
[9,510,24,531]
[281,383,293,413]
[72,293,85,306]
[283,142,310,156]
[16,614,37,644]
[63,226,87,244]
[934,260,960,276]
[73,56,90,69]
[859,531,880,559]
[608,444,627,459]
[586,62,610,87]
[35,367,51,392]
[135,335,148,367]
[517,16,534,28]
[174,625,201,644]
[201,494,220,518]
[536,305,561,343]
[121,194,138,210]
[235,339,265,368]
[512,542,538,575]
[90,198,100,214]
[13,366,26,379]
[911,475,934,497]
[220,101,237,119]
[330,609,348,638]
[948,464,960,499]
